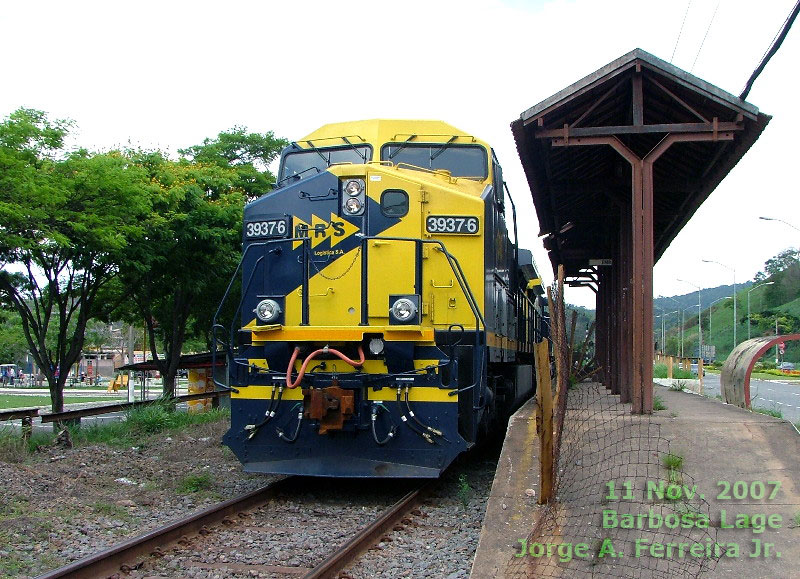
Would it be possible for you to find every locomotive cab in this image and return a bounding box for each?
[217,120,545,478]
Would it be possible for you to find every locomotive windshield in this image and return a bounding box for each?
[279,144,372,184]
[381,143,488,178]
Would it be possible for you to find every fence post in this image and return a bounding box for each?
[535,340,553,504]
[667,356,673,379]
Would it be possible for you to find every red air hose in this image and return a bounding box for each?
[285,345,365,388]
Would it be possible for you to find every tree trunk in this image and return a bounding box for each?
[162,372,177,399]
[49,375,65,414]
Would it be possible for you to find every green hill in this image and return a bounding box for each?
[664,249,800,363]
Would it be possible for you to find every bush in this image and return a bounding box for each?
[653,362,693,379]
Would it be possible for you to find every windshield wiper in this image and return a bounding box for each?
[275,166,321,188]
[388,134,417,160]
[304,140,330,164]
[340,136,367,162]
[430,136,458,162]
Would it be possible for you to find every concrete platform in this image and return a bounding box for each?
[471,382,800,578]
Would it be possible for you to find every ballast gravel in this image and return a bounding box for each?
[0,419,499,578]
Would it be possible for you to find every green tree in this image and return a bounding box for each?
[0,108,152,411]
[178,126,287,201]
[0,308,29,365]
[114,151,246,397]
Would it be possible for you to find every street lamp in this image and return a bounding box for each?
[708,296,732,337]
[747,282,774,340]
[759,216,800,233]
[680,306,699,358]
[655,310,679,355]
[702,259,737,347]
[678,279,702,360]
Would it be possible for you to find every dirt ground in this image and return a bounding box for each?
[0,418,267,578]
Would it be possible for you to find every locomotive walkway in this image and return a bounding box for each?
[471,384,800,578]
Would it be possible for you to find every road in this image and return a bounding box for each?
[699,372,800,424]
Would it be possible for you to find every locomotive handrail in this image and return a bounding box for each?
[211,237,312,391]
[357,235,486,330]
[358,234,488,409]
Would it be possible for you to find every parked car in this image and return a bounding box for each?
[779,362,795,371]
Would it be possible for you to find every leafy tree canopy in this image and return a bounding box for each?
[0,108,153,411]
[111,150,247,396]
[178,126,288,201]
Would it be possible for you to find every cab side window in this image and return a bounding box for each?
[380,190,409,217]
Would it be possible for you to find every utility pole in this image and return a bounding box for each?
[747,282,774,340]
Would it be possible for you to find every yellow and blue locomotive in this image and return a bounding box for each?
[218,120,546,477]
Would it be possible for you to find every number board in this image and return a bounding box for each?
[425,215,479,235]
[244,219,288,239]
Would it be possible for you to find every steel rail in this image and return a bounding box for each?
[36,478,293,579]
[303,484,426,579]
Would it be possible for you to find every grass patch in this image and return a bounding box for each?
[753,406,783,419]
[748,371,800,381]
[793,512,800,528]
[0,403,229,461]
[653,395,667,411]
[654,364,694,380]
[92,501,131,519]
[177,472,214,494]
[457,474,472,509]
[668,381,685,392]
[0,394,125,410]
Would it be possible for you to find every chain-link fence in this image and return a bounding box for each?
[505,269,720,577]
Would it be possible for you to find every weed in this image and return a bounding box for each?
[653,395,667,411]
[668,382,685,392]
[92,502,130,518]
[457,474,472,509]
[177,473,214,494]
[669,411,679,418]
[753,406,783,419]
[793,511,800,527]
[663,452,684,471]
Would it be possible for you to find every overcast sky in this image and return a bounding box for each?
[2,0,798,308]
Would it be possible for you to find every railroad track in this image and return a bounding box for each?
[37,477,426,579]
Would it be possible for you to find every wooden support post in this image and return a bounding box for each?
[668,356,673,379]
[567,309,578,378]
[534,340,554,504]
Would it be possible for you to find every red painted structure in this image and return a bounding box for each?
[720,334,800,408]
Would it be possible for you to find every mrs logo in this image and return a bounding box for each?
[293,213,360,249]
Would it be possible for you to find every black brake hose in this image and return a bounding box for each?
[396,387,434,444]
[403,386,449,443]
[245,386,283,440]
[277,403,303,443]
[371,403,397,445]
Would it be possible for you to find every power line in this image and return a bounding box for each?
[671,0,693,63]
[740,0,800,100]
[690,0,721,72]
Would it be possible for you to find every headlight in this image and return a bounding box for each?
[368,338,385,355]
[344,197,363,214]
[344,179,364,196]
[390,298,417,322]
[254,299,281,323]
